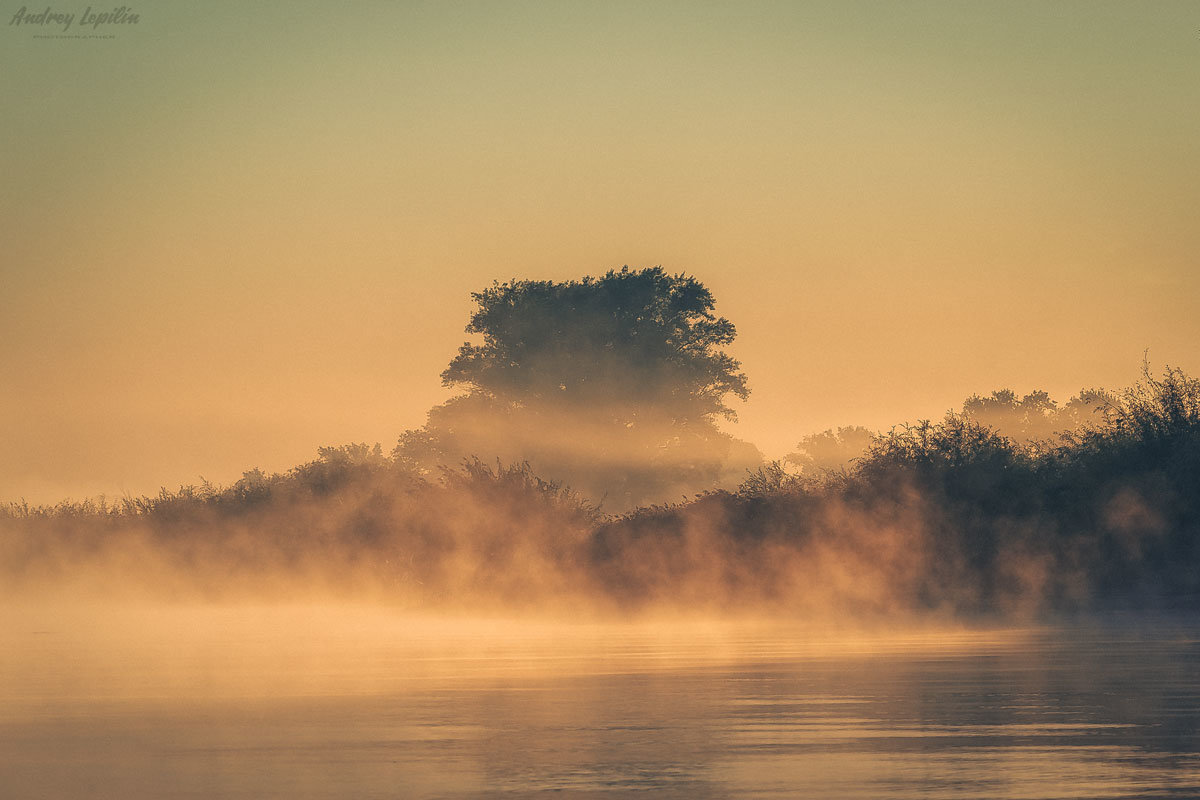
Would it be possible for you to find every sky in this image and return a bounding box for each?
[2,1,1198,503]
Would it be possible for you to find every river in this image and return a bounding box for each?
[1,605,1197,798]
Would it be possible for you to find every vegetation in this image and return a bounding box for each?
[4,364,1198,617]
[786,425,876,476]
[394,267,760,509]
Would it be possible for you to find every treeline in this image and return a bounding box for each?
[647,365,1198,615]
[1,450,599,607]
[3,367,1197,617]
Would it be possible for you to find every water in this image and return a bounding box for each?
[1,606,1198,798]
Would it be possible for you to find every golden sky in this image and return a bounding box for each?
[2,1,1198,502]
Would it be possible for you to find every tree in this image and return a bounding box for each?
[960,388,1113,445]
[787,426,877,476]
[442,266,748,420]
[396,266,760,508]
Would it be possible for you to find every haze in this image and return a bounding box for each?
[3,1,1199,503]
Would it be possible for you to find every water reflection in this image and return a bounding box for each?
[0,607,1197,798]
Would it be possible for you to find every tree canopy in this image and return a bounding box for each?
[441,266,748,423]
[396,266,758,508]
[960,388,1112,445]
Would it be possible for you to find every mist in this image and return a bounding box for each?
[4,269,1198,625]
[6,267,1199,800]
[4,346,1196,623]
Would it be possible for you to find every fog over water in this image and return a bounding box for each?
[5,2,1199,796]
[2,605,1198,799]
[3,354,1198,796]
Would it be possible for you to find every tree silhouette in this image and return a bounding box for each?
[960,388,1112,445]
[396,266,759,508]
[787,426,876,476]
[442,266,748,420]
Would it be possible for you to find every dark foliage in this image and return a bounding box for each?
[585,366,1200,615]
[3,367,1198,618]
[442,266,748,418]
[395,266,760,509]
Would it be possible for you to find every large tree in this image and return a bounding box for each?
[396,267,759,508]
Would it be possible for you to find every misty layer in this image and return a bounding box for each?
[4,366,1197,618]
[5,268,1197,617]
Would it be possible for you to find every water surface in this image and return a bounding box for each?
[1,606,1197,798]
